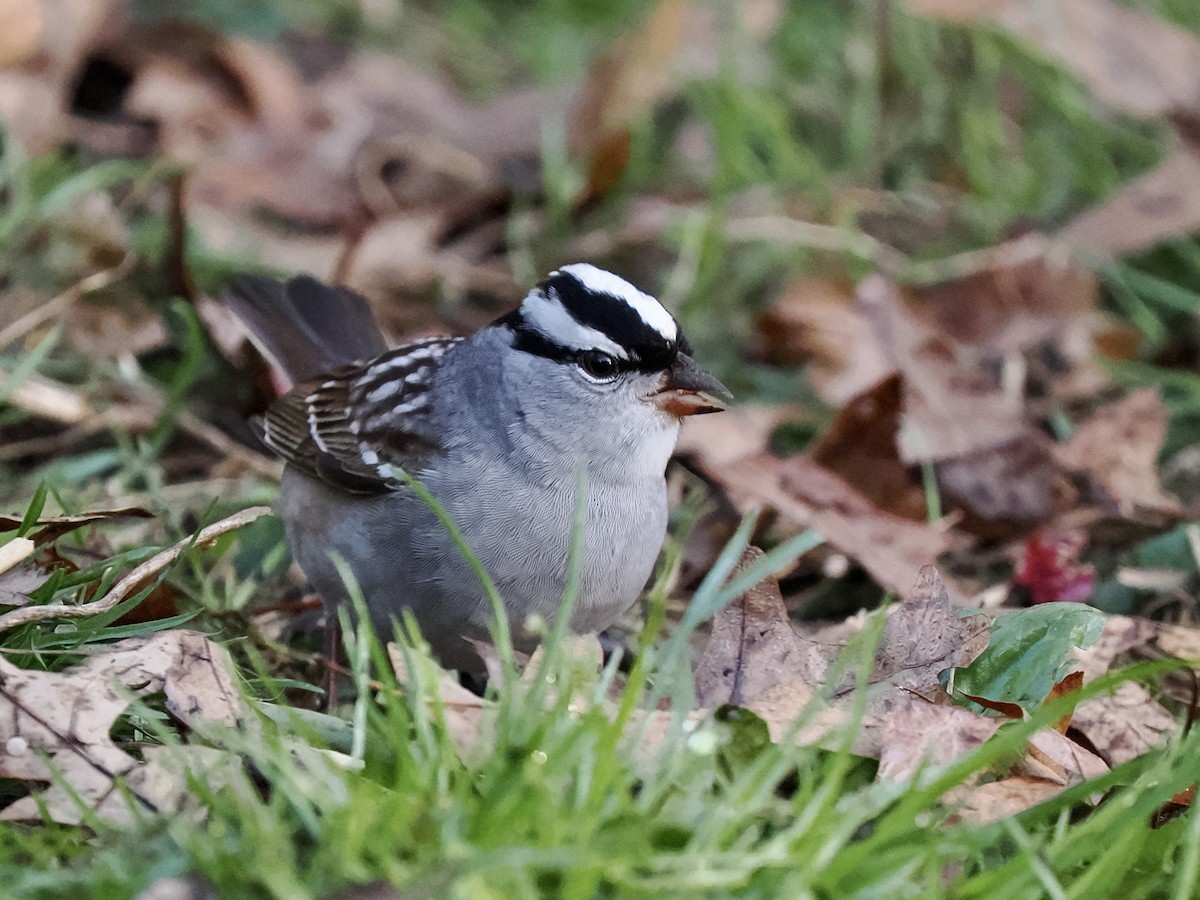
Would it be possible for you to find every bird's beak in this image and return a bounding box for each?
[649,353,732,418]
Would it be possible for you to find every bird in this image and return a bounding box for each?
[226,264,730,671]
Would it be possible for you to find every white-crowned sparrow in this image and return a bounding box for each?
[228,264,730,670]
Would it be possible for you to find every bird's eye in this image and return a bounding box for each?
[579,350,619,380]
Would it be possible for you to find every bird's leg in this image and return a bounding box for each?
[323,615,341,712]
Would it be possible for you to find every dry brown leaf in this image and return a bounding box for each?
[1058,140,1200,258]
[675,403,802,470]
[873,566,991,695]
[809,376,928,522]
[834,257,1098,531]
[0,563,41,607]
[701,450,957,600]
[757,278,893,405]
[936,434,1064,527]
[1019,728,1109,785]
[858,274,1029,464]
[1072,681,1178,766]
[1047,671,1084,734]
[912,248,1098,359]
[1071,613,1173,679]
[949,776,1066,825]
[877,694,999,782]
[1055,388,1181,517]
[0,630,246,824]
[907,0,1200,119]
[0,506,155,546]
[693,546,831,707]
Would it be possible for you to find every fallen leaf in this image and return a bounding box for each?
[1055,389,1181,517]
[1019,728,1109,785]
[694,546,831,707]
[1071,613,1175,679]
[877,694,999,782]
[700,451,958,601]
[0,559,45,607]
[907,0,1200,119]
[857,274,1028,464]
[757,278,893,405]
[872,565,990,696]
[935,434,1065,528]
[0,630,247,824]
[1071,681,1178,766]
[949,776,1066,824]
[809,376,928,522]
[1058,139,1200,258]
[0,506,155,546]
[1046,671,1085,734]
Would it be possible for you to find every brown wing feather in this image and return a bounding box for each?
[259,337,462,494]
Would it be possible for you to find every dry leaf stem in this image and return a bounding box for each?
[0,506,270,632]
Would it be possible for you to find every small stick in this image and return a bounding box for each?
[0,506,270,633]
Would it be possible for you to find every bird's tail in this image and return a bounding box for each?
[225,274,388,384]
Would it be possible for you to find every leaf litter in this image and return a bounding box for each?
[0,0,1199,852]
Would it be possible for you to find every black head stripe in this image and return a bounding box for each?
[538,271,679,372]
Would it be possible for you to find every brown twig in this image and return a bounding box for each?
[0,253,137,348]
[0,506,270,633]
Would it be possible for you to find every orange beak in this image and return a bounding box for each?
[649,353,731,418]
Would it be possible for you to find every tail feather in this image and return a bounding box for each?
[225,274,388,383]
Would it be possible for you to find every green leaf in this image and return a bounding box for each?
[954,603,1106,713]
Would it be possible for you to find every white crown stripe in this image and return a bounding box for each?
[522,290,629,358]
[556,263,678,342]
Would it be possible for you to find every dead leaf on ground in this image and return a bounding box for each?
[694,546,832,707]
[872,565,991,695]
[809,375,928,522]
[907,0,1200,119]
[0,630,247,824]
[0,506,155,545]
[936,434,1065,528]
[1054,388,1181,518]
[1020,727,1109,785]
[675,402,807,470]
[0,538,43,607]
[948,776,1066,824]
[846,247,1110,532]
[1072,681,1178,766]
[877,694,999,782]
[1058,138,1200,258]
[857,274,1029,464]
[756,278,893,405]
[700,450,958,601]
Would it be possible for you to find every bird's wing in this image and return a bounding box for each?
[258,336,464,494]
